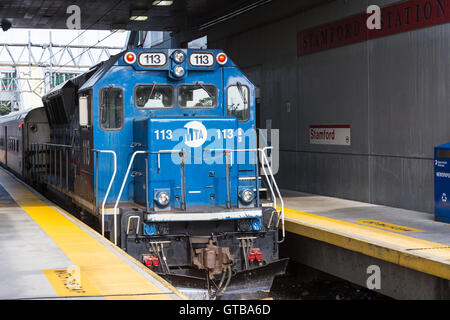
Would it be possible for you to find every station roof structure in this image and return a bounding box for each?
[0,0,331,32]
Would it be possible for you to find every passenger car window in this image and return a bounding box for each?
[100,88,123,130]
[135,84,174,109]
[227,83,249,122]
[178,84,217,108]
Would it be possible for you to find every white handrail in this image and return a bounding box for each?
[204,147,285,242]
[112,148,285,245]
[113,150,148,246]
[93,150,117,239]
[259,147,285,242]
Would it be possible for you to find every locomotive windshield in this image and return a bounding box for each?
[135,84,174,109]
[178,84,217,108]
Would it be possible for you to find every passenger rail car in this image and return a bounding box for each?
[0,49,288,299]
[0,108,49,177]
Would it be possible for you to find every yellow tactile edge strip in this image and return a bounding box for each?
[279,207,450,280]
[352,220,424,233]
[0,169,187,300]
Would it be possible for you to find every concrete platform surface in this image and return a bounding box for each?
[0,168,186,300]
[280,190,450,281]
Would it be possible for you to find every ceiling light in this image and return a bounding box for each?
[152,1,173,6]
[130,10,148,21]
[130,16,148,21]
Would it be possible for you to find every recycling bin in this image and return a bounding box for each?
[435,143,450,223]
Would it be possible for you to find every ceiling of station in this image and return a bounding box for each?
[0,0,330,32]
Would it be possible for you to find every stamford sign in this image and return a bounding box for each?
[298,0,449,55]
[310,125,351,146]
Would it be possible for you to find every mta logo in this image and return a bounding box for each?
[184,121,207,148]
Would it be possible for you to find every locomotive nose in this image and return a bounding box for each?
[132,116,241,211]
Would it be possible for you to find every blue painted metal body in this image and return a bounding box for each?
[83,49,257,212]
[434,143,450,223]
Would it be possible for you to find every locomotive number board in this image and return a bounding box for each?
[139,52,167,67]
[189,53,215,67]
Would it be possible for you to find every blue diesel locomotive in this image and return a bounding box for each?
[1,48,288,299]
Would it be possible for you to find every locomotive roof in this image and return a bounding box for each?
[42,70,98,101]
[0,107,43,124]
[78,52,123,92]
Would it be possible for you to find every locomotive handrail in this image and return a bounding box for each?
[113,149,186,244]
[149,149,183,172]
[92,149,117,239]
[259,147,285,243]
[31,142,72,191]
[113,150,148,246]
[204,147,285,243]
[32,142,72,148]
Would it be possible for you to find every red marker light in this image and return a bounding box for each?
[151,256,160,267]
[217,53,228,65]
[143,255,153,267]
[248,252,255,262]
[255,249,263,262]
[18,124,23,129]
[249,249,262,263]
[124,52,136,64]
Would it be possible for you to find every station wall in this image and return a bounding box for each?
[206,0,450,213]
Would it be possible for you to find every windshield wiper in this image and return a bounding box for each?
[195,81,212,97]
[149,81,157,98]
[236,82,247,105]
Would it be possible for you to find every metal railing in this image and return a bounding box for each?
[112,149,185,245]
[112,150,147,246]
[205,147,285,243]
[112,146,285,244]
[30,143,71,192]
[259,147,285,242]
[93,149,117,239]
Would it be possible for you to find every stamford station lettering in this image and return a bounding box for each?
[298,0,449,55]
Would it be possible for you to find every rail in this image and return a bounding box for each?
[92,150,117,238]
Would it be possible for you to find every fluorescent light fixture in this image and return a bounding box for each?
[152,1,173,6]
[130,15,148,21]
[130,9,148,21]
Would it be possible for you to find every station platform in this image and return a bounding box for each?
[280,190,450,299]
[0,168,186,300]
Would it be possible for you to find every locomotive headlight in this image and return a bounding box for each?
[173,65,185,77]
[155,191,170,207]
[239,189,254,204]
[173,50,185,63]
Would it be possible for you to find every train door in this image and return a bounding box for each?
[74,91,96,213]
[241,65,262,129]
[223,68,255,174]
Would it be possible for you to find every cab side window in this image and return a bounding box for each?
[100,87,124,130]
[226,83,249,122]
